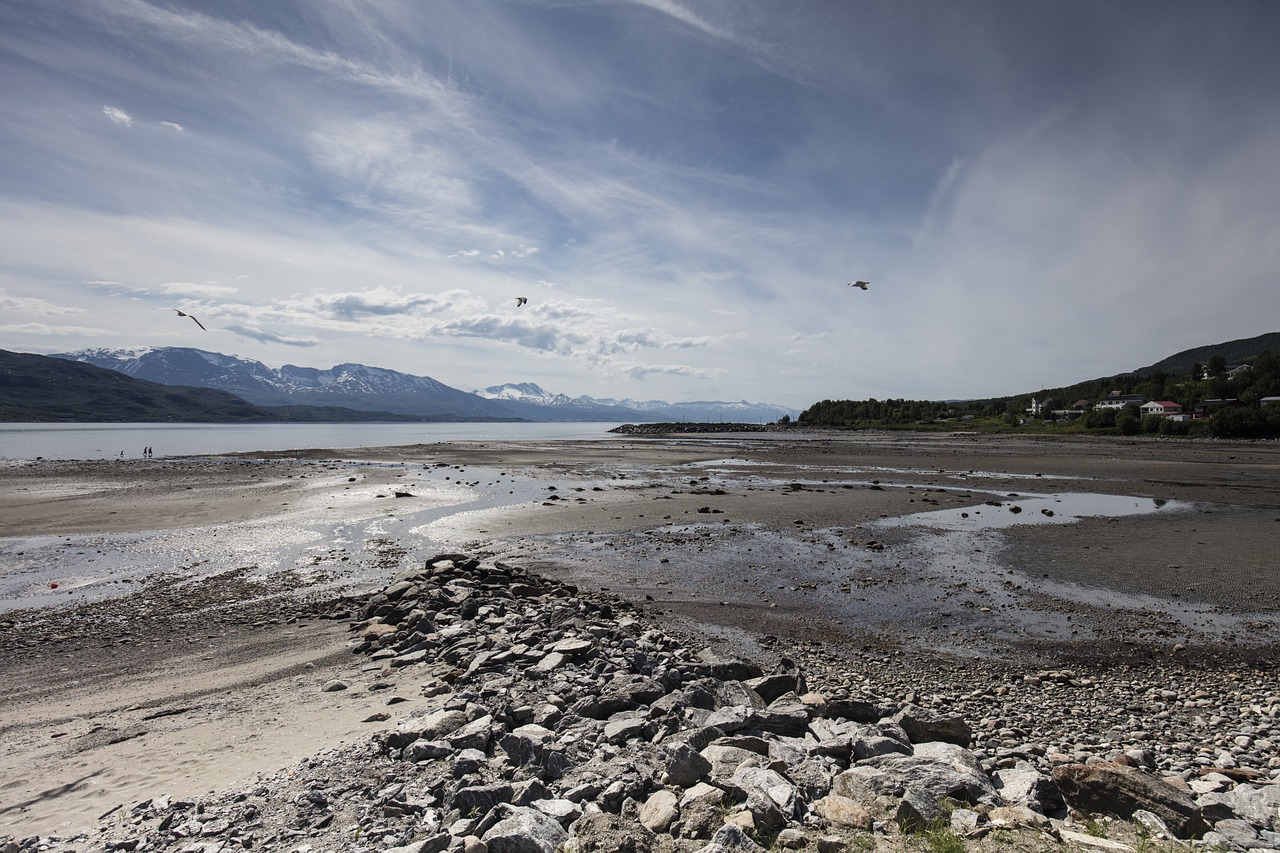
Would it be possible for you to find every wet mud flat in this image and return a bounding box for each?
[419,432,1280,671]
[2,432,1279,841]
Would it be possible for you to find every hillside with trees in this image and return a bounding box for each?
[799,336,1280,438]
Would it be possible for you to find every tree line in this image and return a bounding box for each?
[797,349,1280,438]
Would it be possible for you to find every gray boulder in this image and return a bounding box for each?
[565,810,656,852]
[892,704,973,747]
[693,821,768,852]
[896,786,944,833]
[1198,782,1280,831]
[1052,762,1210,840]
[992,760,1067,816]
[853,742,1000,806]
[481,804,569,853]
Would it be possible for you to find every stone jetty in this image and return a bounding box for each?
[11,555,1280,852]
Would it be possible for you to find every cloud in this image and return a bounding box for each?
[600,329,713,354]
[102,105,132,126]
[85,279,239,299]
[0,289,85,315]
[0,322,110,336]
[153,281,239,298]
[306,287,468,320]
[4,2,1278,407]
[223,324,318,347]
[618,361,723,381]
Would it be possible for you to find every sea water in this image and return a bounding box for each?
[0,421,626,461]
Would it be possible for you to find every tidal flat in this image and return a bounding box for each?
[1,431,1277,844]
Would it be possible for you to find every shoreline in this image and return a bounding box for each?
[2,433,1278,844]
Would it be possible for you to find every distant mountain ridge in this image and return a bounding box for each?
[55,347,520,421]
[0,350,433,423]
[474,383,799,424]
[52,348,799,424]
[472,383,660,422]
[586,396,802,424]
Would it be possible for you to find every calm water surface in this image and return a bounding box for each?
[0,421,625,461]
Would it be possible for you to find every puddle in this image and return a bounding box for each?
[696,458,1075,483]
[879,492,1188,531]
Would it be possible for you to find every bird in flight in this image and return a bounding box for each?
[847,280,870,290]
[515,296,528,307]
[171,308,207,331]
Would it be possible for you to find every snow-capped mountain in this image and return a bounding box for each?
[54,348,520,420]
[473,383,659,422]
[582,396,801,424]
[52,349,801,424]
[478,383,800,424]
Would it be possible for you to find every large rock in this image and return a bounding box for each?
[701,744,761,781]
[480,804,569,853]
[892,704,973,747]
[809,718,910,761]
[572,676,667,718]
[811,794,874,831]
[639,789,680,833]
[453,782,515,820]
[666,742,713,787]
[693,821,768,852]
[1198,781,1280,831]
[564,810,656,852]
[728,765,801,829]
[851,742,1000,807]
[896,786,944,833]
[1052,763,1210,839]
[993,760,1067,816]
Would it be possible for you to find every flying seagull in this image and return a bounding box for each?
[515,296,528,307]
[171,308,207,331]
[847,280,870,290]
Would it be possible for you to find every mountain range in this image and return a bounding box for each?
[0,349,434,423]
[47,347,800,423]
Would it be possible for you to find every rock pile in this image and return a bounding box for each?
[11,554,1280,852]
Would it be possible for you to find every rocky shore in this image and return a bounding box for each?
[11,553,1277,853]
[4,433,1279,852]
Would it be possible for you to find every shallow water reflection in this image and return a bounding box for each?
[880,491,1186,531]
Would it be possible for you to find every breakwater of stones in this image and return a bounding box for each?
[12,555,1280,853]
[609,423,783,435]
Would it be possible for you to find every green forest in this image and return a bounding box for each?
[797,348,1280,438]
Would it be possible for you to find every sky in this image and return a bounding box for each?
[2,0,1279,410]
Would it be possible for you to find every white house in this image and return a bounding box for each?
[1140,400,1182,417]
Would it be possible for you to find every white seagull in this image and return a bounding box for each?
[847,280,870,290]
[170,308,207,330]
[515,296,528,307]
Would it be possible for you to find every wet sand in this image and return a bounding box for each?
[2,431,1279,839]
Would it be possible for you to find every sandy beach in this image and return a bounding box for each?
[2,431,1278,843]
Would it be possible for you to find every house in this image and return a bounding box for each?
[1140,401,1182,417]
[1192,398,1239,418]
[1096,392,1146,410]
[1027,397,1056,416]
[1262,397,1280,407]
[1228,364,1252,380]
[1199,363,1252,380]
